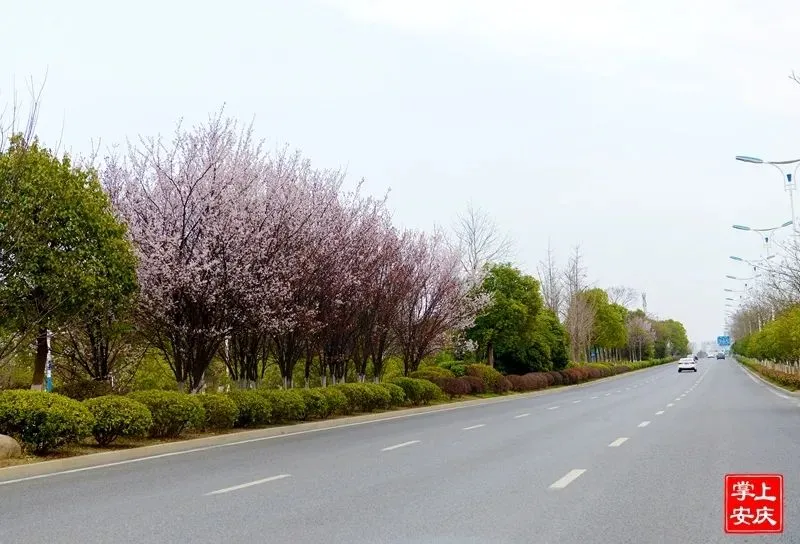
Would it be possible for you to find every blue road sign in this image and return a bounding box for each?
[717,336,731,347]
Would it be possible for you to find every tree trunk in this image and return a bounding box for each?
[487,341,495,368]
[31,328,48,390]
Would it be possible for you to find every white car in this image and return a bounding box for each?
[678,357,697,373]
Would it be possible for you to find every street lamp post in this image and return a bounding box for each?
[736,156,800,237]
[732,221,793,257]
[730,254,775,273]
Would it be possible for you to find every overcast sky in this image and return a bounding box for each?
[5,0,800,345]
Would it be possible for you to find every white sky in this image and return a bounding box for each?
[5,0,800,344]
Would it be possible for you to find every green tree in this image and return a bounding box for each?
[466,264,568,374]
[467,264,542,367]
[653,319,690,358]
[0,135,137,389]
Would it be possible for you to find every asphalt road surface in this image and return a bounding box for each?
[2,358,799,544]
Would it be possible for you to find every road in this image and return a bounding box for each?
[1,358,799,543]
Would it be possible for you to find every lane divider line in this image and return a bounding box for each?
[549,469,587,489]
[204,474,291,496]
[381,440,421,452]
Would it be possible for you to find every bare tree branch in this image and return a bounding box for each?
[451,202,513,282]
[537,239,564,318]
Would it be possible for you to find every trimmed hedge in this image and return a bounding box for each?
[437,360,467,377]
[465,364,510,394]
[0,390,94,453]
[84,395,153,446]
[127,390,205,438]
[738,357,800,390]
[0,356,680,458]
[259,389,307,422]
[388,377,440,406]
[197,394,239,430]
[227,390,273,427]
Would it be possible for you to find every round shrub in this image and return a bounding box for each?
[227,390,272,427]
[439,377,470,398]
[496,376,512,393]
[558,370,576,385]
[417,379,442,405]
[259,389,307,422]
[83,395,153,446]
[461,375,485,394]
[388,377,424,405]
[361,383,392,410]
[546,371,564,386]
[331,383,362,413]
[465,364,508,394]
[438,360,467,377]
[298,388,328,420]
[0,390,94,454]
[379,382,407,407]
[127,390,205,438]
[197,394,239,430]
[318,387,347,417]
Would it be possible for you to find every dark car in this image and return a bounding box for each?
[716,352,726,360]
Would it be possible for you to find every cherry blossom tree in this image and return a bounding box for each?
[118,112,279,392]
[393,230,477,375]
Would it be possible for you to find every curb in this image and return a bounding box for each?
[736,358,800,397]
[0,362,670,482]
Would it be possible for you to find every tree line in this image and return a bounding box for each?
[0,106,690,396]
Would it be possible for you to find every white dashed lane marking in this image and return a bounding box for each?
[462,424,485,430]
[547,406,560,410]
[514,413,530,419]
[549,469,586,489]
[204,474,291,496]
[638,421,651,428]
[381,440,420,452]
[608,437,628,447]
[655,410,665,415]
[667,403,674,407]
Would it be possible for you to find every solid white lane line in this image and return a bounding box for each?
[462,424,485,430]
[547,406,560,410]
[514,413,530,419]
[638,421,651,427]
[655,411,665,415]
[667,403,674,407]
[608,437,629,447]
[204,474,291,496]
[549,469,587,489]
[381,440,420,451]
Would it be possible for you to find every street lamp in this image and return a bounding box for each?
[730,254,775,273]
[731,220,793,256]
[736,155,800,236]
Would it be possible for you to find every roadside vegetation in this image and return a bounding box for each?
[0,93,690,464]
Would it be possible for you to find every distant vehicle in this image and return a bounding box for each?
[678,357,698,372]
[716,352,726,360]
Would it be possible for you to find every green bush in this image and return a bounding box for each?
[465,364,509,394]
[83,395,153,446]
[379,382,407,406]
[437,360,467,377]
[227,390,272,427]
[0,390,94,454]
[333,383,386,413]
[389,377,442,406]
[127,390,205,438]
[197,394,239,430]
[259,389,306,422]
[297,388,329,420]
[318,387,347,417]
[411,367,455,380]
